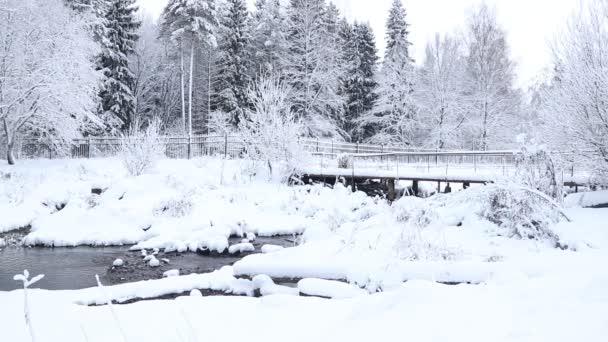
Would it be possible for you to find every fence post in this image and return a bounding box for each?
[356,141,359,154]
[331,140,334,155]
[224,133,228,159]
[316,138,320,153]
[187,135,192,160]
[87,138,91,159]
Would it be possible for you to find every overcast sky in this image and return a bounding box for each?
[138,0,578,89]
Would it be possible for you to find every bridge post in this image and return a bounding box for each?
[387,179,396,201]
[412,180,419,196]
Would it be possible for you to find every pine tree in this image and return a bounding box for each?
[342,22,379,142]
[215,0,252,125]
[97,0,141,131]
[366,0,419,145]
[160,0,219,135]
[251,0,288,75]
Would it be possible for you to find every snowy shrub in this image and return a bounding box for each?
[14,270,44,342]
[119,119,165,177]
[393,197,438,228]
[393,227,460,261]
[154,193,194,218]
[337,153,353,169]
[238,74,307,181]
[208,111,232,136]
[478,186,564,242]
[513,137,564,200]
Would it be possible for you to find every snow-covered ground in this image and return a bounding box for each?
[1,157,607,341]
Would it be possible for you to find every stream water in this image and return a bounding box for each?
[0,237,294,291]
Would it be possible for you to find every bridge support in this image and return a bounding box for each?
[412,180,419,196]
[387,179,396,201]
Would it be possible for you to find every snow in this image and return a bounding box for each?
[297,278,367,299]
[148,257,160,267]
[261,244,284,253]
[112,259,123,267]
[162,269,180,278]
[565,190,608,208]
[228,242,255,254]
[1,156,608,341]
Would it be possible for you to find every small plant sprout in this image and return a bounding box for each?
[14,270,44,342]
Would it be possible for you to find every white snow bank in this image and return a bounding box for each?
[261,244,284,253]
[564,190,608,208]
[252,274,298,296]
[71,266,252,305]
[297,278,367,299]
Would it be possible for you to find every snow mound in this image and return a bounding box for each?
[252,274,298,296]
[229,242,255,254]
[564,190,608,208]
[297,278,367,299]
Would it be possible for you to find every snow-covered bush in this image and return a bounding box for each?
[337,153,353,169]
[479,186,563,242]
[238,74,306,181]
[154,193,194,218]
[513,137,564,200]
[119,119,165,176]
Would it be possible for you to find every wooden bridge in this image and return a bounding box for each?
[302,150,588,200]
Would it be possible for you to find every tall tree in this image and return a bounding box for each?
[286,0,344,137]
[540,0,608,182]
[97,0,140,131]
[366,0,418,145]
[464,3,519,150]
[0,0,100,164]
[417,34,469,150]
[251,0,288,75]
[342,22,379,142]
[160,0,218,135]
[215,0,252,125]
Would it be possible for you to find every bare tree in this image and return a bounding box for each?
[417,34,470,150]
[0,0,100,164]
[464,4,519,150]
[540,0,608,182]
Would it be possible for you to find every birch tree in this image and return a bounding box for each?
[464,4,519,150]
[540,0,608,182]
[0,0,100,164]
[417,34,469,150]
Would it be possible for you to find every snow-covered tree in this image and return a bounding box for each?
[464,3,519,150]
[214,0,252,125]
[160,0,219,135]
[365,0,419,145]
[97,0,141,131]
[0,0,100,164]
[130,14,181,130]
[540,0,608,183]
[251,0,288,75]
[285,0,344,137]
[342,22,379,142]
[238,74,304,179]
[417,34,469,150]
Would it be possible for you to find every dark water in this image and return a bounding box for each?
[0,236,294,291]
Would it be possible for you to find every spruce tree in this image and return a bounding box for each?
[251,0,288,75]
[343,22,379,142]
[215,0,252,125]
[367,0,419,145]
[97,0,141,131]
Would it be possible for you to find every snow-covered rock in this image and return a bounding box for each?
[252,274,298,296]
[149,257,160,267]
[189,289,202,297]
[229,242,255,254]
[163,269,180,278]
[112,258,124,267]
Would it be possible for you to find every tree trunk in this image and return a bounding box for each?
[180,43,186,133]
[188,40,195,137]
[6,140,15,165]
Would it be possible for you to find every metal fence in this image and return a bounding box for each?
[13,135,441,160]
